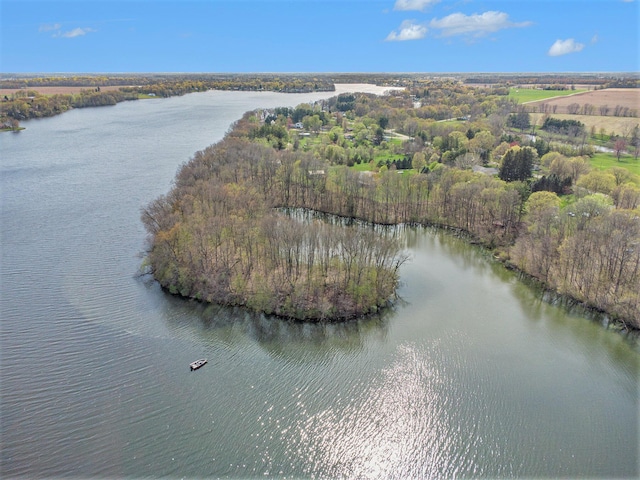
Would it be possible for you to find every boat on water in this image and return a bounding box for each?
[190,358,207,371]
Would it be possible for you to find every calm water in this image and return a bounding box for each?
[1,87,638,479]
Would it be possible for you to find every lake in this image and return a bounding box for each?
[1,86,637,479]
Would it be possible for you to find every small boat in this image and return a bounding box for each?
[190,358,207,371]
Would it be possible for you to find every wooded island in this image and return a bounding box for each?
[141,78,640,326]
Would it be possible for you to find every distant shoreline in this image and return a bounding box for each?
[0,82,404,130]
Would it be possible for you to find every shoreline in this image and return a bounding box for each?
[411,220,640,340]
[0,82,402,128]
[147,193,639,338]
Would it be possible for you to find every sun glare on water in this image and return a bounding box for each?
[294,342,461,478]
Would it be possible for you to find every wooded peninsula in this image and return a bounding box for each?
[137,76,639,327]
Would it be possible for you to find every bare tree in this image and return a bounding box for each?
[567,103,580,115]
[614,138,627,161]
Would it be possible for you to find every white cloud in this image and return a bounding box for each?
[548,38,585,56]
[394,0,440,11]
[39,23,61,32]
[54,27,97,38]
[429,11,532,38]
[591,34,598,44]
[386,20,428,41]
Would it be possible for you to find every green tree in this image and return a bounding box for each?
[373,126,384,146]
[576,171,616,195]
[412,152,427,172]
[499,146,535,182]
[303,114,322,134]
[468,130,495,165]
[527,191,561,221]
[328,126,344,144]
[507,111,531,132]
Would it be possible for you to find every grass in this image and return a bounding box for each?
[589,152,640,176]
[435,119,466,126]
[385,137,403,146]
[559,194,576,209]
[509,88,587,104]
[374,152,405,162]
[351,161,376,172]
[296,134,323,150]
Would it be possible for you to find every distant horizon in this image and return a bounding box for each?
[2,71,638,77]
[2,1,638,73]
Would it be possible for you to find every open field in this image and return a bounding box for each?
[0,85,125,96]
[526,88,639,114]
[509,88,587,103]
[589,152,640,176]
[530,112,639,137]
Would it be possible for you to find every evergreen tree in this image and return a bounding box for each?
[499,147,535,182]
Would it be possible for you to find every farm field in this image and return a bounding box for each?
[530,112,638,137]
[526,88,639,114]
[508,88,587,103]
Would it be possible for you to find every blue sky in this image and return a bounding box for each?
[1,0,638,73]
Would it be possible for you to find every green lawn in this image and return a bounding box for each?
[296,134,322,150]
[509,88,587,103]
[590,152,640,177]
[351,161,376,172]
[435,119,466,127]
[385,137,403,146]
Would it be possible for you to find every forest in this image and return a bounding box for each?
[142,79,640,327]
[0,88,140,121]
[0,74,336,124]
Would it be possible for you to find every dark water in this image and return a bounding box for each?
[1,87,638,479]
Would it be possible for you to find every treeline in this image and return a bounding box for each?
[511,192,640,323]
[228,109,526,243]
[119,76,335,98]
[0,74,337,124]
[0,89,140,121]
[541,117,585,136]
[464,73,640,88]
[0,73,336,92]
[530,102,638,118]
[406,80,514,121]
[0,75,140,88]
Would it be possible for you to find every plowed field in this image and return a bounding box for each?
[527,88,639,114]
